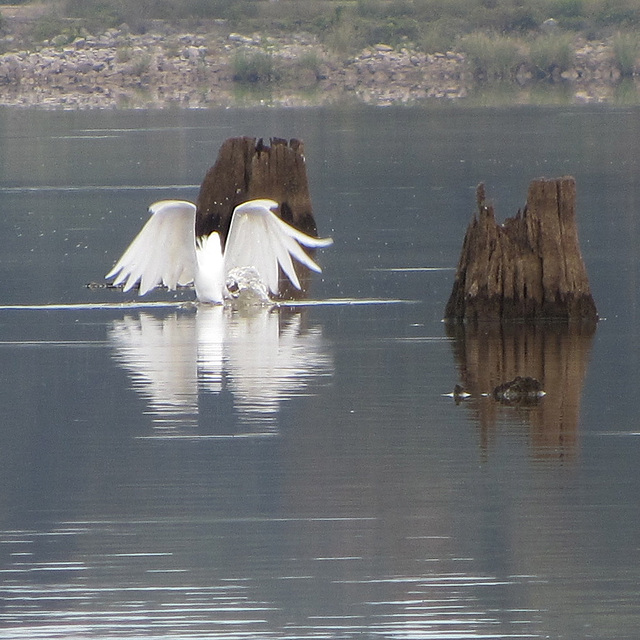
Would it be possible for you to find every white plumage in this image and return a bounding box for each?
[106,198,332,304]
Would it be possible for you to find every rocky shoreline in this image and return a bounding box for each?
[0,21,637,109]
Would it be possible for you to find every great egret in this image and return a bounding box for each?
[106,198,333,304]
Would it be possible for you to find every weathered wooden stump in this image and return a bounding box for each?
[195,136,317,241]
[445,177,597,323]
[195,136,320,298]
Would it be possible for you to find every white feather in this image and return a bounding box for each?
[194,232,225,304]
[106,200,197,295]
[224,199,332,295]
[107,197,332,302]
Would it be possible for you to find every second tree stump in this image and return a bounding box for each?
[445,177,597,324]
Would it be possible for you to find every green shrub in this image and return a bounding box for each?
[163,39,182,58]
[220,0,259,23]
[63,0,123,32]
[115,46,133,63]
[613,77,640,103]
[595,0,640,28]
[420,19,462,53]
[417,0,471,23]
[129,52,153,76]
[355,0,382,19]
[27,12,82,46]
[30,15,68,42]
[245,0,327,32]
[612,31,639,75]
[232,50,278,83]
[64,0,183,33]
[323,8,366,55]
[549,0,585,19]
[458,32,524,80]
[365,16,421,46]
[495,5,541,32]
[179,0,227,19]
[297,50,323,73]
[529,33,575,77]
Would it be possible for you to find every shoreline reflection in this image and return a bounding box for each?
[447,322,595,459]
[108,306,333,434]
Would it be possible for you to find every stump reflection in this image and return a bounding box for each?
[447,321,595,459]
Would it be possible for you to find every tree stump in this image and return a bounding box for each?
[195,136,317,242]
[195,136,321,299]
[445,177,597,323]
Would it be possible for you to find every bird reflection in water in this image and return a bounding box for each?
[108,306,333,435]
[447,321,595,460]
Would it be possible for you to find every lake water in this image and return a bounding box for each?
[0,104,639,640]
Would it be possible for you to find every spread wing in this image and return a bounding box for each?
[106,200,197,295]
[223,199,333,295]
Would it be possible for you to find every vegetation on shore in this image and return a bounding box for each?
[0,0,639,85]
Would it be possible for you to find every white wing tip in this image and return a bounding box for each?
[149,200,197,213]
[302,235,333,248]
[234,198,279,213]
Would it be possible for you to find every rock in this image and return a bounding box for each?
[493,376,545,405]
[228,33,259,45]
[574,91,591,103]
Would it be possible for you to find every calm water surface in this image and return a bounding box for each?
[0,105,639,639]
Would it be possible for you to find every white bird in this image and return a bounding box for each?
[106,198,332,304]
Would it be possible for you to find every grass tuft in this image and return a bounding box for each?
[612,31,640,75]
[529,33,575,78]
[458,32,524,81]
[232,49,278,83]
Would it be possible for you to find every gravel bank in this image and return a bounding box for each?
[0,22,636,109]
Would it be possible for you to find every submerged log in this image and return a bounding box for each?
[195,136,317,242]
[445,177,597,323]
